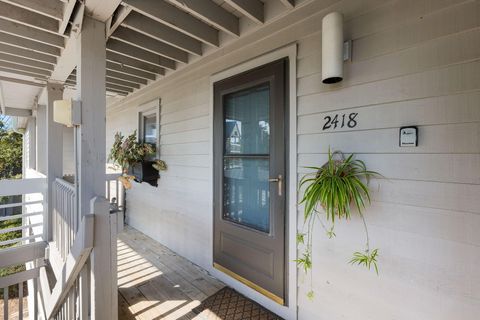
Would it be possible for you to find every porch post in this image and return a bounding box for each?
[45,82,64,242]
[76,16,106,213]
[75,15,116,319]
[35,104,47,175]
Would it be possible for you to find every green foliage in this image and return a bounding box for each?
[152,159,167,171]
[297,149,381,297]
[0,116,26,299]
[108,131,154,173]
[108,131,167,189]
[0,116,22,179]
[350,249,379,275]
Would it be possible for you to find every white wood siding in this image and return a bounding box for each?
[106,0,480,319]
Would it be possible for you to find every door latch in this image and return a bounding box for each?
[268,174,283,196]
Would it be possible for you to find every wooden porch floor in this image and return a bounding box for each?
[118,226,226,320]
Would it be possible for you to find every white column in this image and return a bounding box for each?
[46,82,64,242]
[35,105,47,175]
[75,16,116,320]
[75,16,106,217]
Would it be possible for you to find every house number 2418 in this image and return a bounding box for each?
[323,112,358,130]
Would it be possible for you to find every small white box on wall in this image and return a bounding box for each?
[399,126,418,147]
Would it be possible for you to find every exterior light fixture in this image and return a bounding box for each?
[53,99,81,127]
[322,12,348,84]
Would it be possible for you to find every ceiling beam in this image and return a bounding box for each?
[106,60,155,81]
[106,51,165,75]
[105,69,148,85]
[279,0,295,8]
[106,87,128,96]
[104,82,134,93]
[106,76,140,89]
[107,39,176,70]
[122,11,202,56]
[123,0,219,46]
[84,0,122,22]
[58,0,76,34]
[4,107,32,117]
[0,75,45,87]
[67,70,148,88]
[224,0,264,24]
[0,52,54,71]
[111,27,188,63]
[168,0,239,36]
[50,4,84,82]
[0,2,60,34]
[107,4,132,37]
[0,61,50,77]
[0,66,48,79]
[0,32,61,56]
[0,42,57,64]
[0,18,65,48]
[2,0,64,20]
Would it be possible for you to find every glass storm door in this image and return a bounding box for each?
[213,59,287,305]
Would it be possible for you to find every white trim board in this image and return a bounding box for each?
[209,43,298,320]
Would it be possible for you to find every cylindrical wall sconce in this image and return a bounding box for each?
[322,12,344,84]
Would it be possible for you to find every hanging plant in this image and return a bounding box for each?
[296,149,381,299]
[108,131,167,189]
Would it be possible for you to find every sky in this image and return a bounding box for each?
[0,114,12,129]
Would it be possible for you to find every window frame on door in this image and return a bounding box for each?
[137,99,161,159]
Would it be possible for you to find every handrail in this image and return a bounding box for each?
[0,177,46,197]
[45,214,94,319]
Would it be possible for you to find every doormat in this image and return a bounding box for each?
[192,287,283,320]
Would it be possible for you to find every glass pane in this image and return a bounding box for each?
[224,84,270,155]
[143,114,157,146]
[223,158,270,233]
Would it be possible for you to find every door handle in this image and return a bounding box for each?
[268,174,283,196]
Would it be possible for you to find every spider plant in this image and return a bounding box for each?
[296,149,381,297]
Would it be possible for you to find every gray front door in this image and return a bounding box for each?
[213,59,287,305]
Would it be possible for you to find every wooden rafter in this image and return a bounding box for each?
[58,0,76,34]
[0,42,57,64]
[123,0,219,46]
[106,51,165,75]
[107,39,176,70]
[279,0,295,8]
[0,18,65,48]
[122,11,202,56]
[107,4,132,37]
[106,61,155,81]
[168,0,239,36]
[0,66,48,79]
[1,0,64,20]
[0,2,60,34]
[110,26,188,63]
[224,0,264,24]
[0,32,61,56]
[0,60,50,77]
[0,52,54,71]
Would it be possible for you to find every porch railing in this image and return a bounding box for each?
[1,170,121,319]
[0,171,47,320]
[52,178,77,261]
[106,173,124,211]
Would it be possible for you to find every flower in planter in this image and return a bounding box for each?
[108,131,166,189]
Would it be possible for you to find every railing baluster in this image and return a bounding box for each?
[18,282,23,320]
[3,286,8,320]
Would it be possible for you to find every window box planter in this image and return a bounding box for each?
[129,160,159,187]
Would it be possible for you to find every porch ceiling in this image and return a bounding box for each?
[0,0,298,113]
